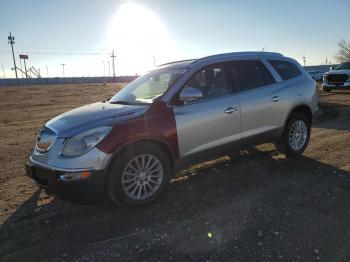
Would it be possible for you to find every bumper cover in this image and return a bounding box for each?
[322,82,350,89]
[26,158,106,201]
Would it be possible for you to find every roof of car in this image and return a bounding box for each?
[158,51,284,69]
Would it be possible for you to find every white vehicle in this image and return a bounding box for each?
[322,62,350,92]
[307,70,323,81]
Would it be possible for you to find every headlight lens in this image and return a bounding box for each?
[62,126,113,156]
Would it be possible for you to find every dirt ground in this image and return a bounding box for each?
[0,83,350,261]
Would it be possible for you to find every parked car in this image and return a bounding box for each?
[307,70,323,81]
[26,52,319,206]
[322,61,350,92]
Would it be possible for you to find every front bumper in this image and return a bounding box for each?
[322,82,350,89]
[26,157,106,201]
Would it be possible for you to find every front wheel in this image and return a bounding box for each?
[107,142,172,207]
[277,113,310,158]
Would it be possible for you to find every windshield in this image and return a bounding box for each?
[334,62,350,70]
[110,68,186,105]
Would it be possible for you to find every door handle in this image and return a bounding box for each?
[224,107,239,114]
[271,96,283,102]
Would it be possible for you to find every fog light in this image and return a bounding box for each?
[60,171,91,181]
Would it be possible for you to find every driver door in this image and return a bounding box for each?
[173,63,241,157]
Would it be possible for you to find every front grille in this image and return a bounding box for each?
[325,74,349,84]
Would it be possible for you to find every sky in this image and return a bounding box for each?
[0,0,349,78]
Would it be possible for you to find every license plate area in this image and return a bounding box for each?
[26,163,58,188]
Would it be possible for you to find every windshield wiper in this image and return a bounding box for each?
[109,100,134,105]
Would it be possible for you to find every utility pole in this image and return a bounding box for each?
[108,60,111,76]
[61,63,66,77]
[325,58,328,65]
[1,63,5,78]
[111,50,116,79]
[46,65,49,78]
[302,55,306,67]
[23,58,28,78]
[19,54,29,78]
[19,59,24,78]
[150,55,156,66]
[8,32,18,79]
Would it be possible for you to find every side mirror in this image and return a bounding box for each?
[179,87,203,102]
[330,66,334,70]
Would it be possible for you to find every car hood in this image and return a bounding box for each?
[46,102,148,138]
[326,69,350,75]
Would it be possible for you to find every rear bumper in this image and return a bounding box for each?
[322,82,350,89]
[26,158,106,201]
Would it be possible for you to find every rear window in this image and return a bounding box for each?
[228,60,275,92]
[268,60,302,81]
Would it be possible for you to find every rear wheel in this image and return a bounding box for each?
[277,113,310,158]
[107,142,172,207]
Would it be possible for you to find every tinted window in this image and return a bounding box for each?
[268,60,302,81]
[184,64,230,101]
[228,60,275,92]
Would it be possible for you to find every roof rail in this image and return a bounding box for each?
[157,59,196,67]
[157,51,283,67]
[194,51,283,63]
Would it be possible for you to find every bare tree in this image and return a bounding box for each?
[335,39,350,62]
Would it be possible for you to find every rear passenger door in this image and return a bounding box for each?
[228,60,290,142]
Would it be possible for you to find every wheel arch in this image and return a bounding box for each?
[285,104,312,126]
[105,138,175,175]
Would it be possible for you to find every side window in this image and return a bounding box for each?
[184,64,230,101]
[229,60,275,92]
[268,60,302,81]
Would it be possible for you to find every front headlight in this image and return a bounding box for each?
[62,126,113,157]
[323,74,327,82]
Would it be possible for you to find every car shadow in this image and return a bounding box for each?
[314,103,350,133]
[1,146,350,261]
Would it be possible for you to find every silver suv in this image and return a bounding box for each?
[26,52,319,206]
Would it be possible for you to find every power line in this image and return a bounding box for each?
[0,49,109,56]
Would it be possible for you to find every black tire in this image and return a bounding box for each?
[227,150,242,162]
[277,113,311,158]
[106,142,172,207]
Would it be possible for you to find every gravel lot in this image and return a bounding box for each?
[0,83,350,261]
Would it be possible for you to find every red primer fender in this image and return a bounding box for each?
[97,100,179,159]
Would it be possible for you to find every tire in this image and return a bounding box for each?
[106,142,172,207]
[227,150,242,162]
[277,113,311,158]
